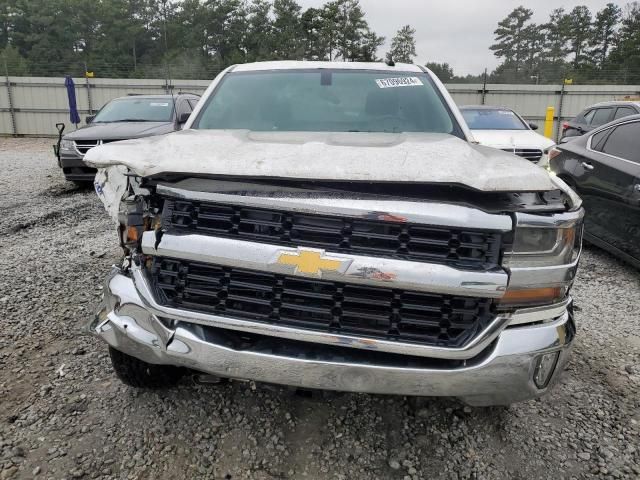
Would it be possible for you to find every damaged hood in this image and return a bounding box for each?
[84,129,555,192]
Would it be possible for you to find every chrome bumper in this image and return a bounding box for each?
[90,267,575,406]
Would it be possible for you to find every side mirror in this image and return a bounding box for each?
[86,115,95,124]
[177,112,190,124]
[529,122,539,130]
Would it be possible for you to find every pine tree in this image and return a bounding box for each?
[489,6,534,73]
[387,25,416,64]
[567,5,593,67]
[425,62,454,82]
[608,2,640,83]
[359,28,385,62]
[272,0,303,60]
[542,8,571,64]
[590,3,622,67]
[301,7,329,60]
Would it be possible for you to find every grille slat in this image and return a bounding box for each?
[150,257,494,348]
[501,148,543,162]
[73,139,117,155]
[162,199,503,270]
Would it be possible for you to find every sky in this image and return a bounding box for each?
[297,0,621,75]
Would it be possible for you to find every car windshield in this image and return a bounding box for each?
[93,98,174,123]
[193,70,458,135]
[461,108,527,130]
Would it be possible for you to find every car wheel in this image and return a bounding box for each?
[109,347,185,388]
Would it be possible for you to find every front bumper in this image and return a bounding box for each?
[89,266,575,406]
[58,153,96,182]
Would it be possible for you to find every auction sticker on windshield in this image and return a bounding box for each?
[375,77,423,88]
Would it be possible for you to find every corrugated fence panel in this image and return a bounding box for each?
[1,76,639,138]
[559,85,640,117]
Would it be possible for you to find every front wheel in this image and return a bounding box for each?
[109,347,185,388]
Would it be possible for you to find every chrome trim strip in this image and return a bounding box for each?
[110,266,512,360]
[141,232,509,297]
[515,209,585,229]
[73,139,102,157]
[509,298,570,326]
[507,258,579,288]
[156,184,514,231]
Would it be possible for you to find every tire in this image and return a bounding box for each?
[71,180,93,189]
[109,347,185,388]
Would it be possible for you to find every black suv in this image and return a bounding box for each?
[561,101,640,141]
[57,93,200,184]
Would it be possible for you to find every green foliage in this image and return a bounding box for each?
[0,0,386,77]
[425,62,454,82]
[489,6,533,71]
[0,45,28,75]
[608,2,640,83]
[490,3,640,84]
[387,25,416,64]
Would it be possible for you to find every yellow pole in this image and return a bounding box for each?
[544,106,555,139]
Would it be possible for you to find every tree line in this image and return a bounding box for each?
[0,0,419,78]
[1,0,639,84]
[485,2,640,84]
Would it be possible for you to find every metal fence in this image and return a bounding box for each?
[1,75,639,140]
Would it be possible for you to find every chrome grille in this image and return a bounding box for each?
[73,139,117,155]
[501,148,543,162]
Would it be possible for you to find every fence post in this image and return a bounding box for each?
[3,59,17,136]
[481,68,487,105]
[555,82,566,142]
[84,62,93,115]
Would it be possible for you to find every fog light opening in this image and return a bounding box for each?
[534,351,560,389]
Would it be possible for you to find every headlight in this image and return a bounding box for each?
[500,210,584,308]
[504,216,583,269]
[60,139,74,151]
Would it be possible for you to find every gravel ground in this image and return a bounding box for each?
[1,138,639,480]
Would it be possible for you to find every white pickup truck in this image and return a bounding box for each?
[85,61,583,406]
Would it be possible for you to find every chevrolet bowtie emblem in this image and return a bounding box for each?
[276,248,351,278]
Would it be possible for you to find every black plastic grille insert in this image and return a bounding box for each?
[161,199,503,270]
[150,257,495,348]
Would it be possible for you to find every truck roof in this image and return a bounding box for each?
[232,60,424,73]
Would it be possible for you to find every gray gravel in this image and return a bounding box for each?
[1,138,639,480]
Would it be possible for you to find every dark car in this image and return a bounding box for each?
[57,93,200,184]
[561,101,640,141]
[549,114,640,268]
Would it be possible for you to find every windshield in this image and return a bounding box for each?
[193,70,459,135]
[461,108,527,130]
[93,98,174,123]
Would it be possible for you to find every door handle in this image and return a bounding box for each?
[581,162,594,171]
